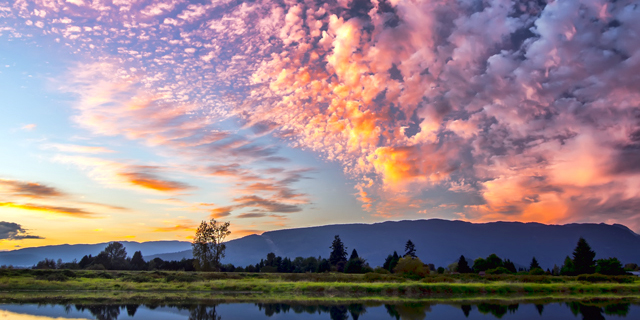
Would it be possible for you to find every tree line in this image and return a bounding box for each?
[33,241,195,271]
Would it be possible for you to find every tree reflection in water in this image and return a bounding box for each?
[460,304,471,318]
[188,305,222,320]
[567,301,631,320]
[74,305,121,320]
[255,303,367,320]
[42,300,634,320]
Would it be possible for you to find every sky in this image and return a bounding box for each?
[1,0,639,251]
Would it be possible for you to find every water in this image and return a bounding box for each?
[1,300,638,320]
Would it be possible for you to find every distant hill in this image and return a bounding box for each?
[3,220,640,269]
[0,241,191,267]
[153,219,640,269]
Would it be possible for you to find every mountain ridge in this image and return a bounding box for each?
[2,219,639,269]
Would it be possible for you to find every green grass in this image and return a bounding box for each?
[1,269,639,303]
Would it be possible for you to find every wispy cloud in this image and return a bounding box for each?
[0,179,66,198]
[0,202,96,218]
[45,143,115,154]
[54,155,195,195]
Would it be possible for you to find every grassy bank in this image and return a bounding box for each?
[1,269,639,303]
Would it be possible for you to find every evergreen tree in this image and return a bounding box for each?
[389,251,400,272]
[457,255,471,273]
[349,249,359,261]
[329,235,348,266]
[503,259,517,274]
[130,251,146,270]
[529,257,541,270]
[560,256,575,276]
[318,258,331,273]
[572,237,596,274]
[404,240,416,258]
[383,254,393,270]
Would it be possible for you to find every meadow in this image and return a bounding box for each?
[1,269,639,304]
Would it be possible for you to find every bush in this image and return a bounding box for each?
[393,257,429,279]
[46,273,68,281]
[486,267,512,275]
[62,270,77,278]
[421,275,456,283]
[529,268,546,275]
[166,273,202,283]
[373,267,390,274]
[87,264,106,271]
[121,273,154,283]
[363,272,403,282]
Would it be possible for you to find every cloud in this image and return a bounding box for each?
[152,219,197,232]
[0,202,96,218]
[45,144,115,154]
[0,221,44,240]
[5,0,640,229]
[21,124,36,131]
[54,155,195,194]
[0,179,66,198]
[119,171,192,193]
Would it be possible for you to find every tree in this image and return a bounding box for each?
[529,257,541,270]
[458,255,471,273]
[130,251,146,270]
[349,249,359,261]
[596,258,626,275]
[103,242,128,269]
[560,256,575,276]
[472,257,487,272]
[104,242,127,261]
[404,240,416,258]
[329,235,348,267]
[503,259,517,274]
[573,237,596,274]
[192,219,231,271]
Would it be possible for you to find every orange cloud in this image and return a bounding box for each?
[119,172,192,192]
[0,202,96,218]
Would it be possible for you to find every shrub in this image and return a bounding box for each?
[529,268,546,275]
[421,275,456,283]
[166,273,202,283]
[363,272,403,282]
[373,267,391,274]
[393,257,429,279]
[87,264,106,271]
[486,267,512,275]
[62,270,77,278]
[46,273,68,281]
[121,273,154,283]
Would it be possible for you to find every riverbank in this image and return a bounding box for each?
[1,269,639,303]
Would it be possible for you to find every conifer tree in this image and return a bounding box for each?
[349,249,359,261]
[572,237,596,274]
[329,235,348,266]
[529,257,541,270]
[404,240,417,258]
[458,255,471,273]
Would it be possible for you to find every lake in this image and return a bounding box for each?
[1,300,638,319]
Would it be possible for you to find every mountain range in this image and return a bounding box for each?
[2,219,639,269]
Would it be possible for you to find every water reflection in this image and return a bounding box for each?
[1,300,638,320]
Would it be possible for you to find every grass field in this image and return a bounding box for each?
[1,269,639,303]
